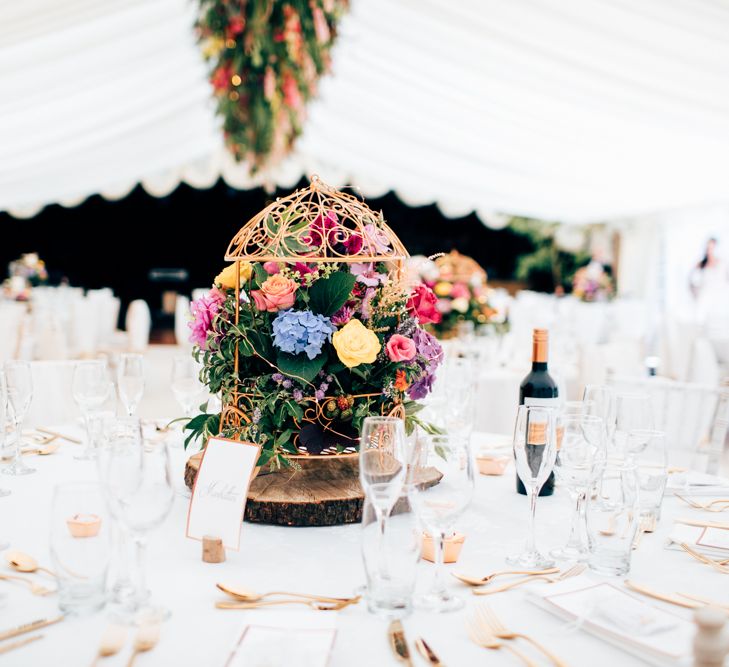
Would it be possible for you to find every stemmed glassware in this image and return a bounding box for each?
[117,353,145,417]
[359,417,408,592]
[550,414,606,561]
[613,393,654,461]
[508,405,558,568]
[0,373,10,549]
[101,418,174,622]
[409,434,474,612]
[72,360,110,460]
[3,361,34,476]
[170,356,204,446]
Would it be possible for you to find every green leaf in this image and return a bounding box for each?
[276,351,327,384]
[308,271,356,316]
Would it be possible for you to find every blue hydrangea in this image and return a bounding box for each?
[272,309,336,360]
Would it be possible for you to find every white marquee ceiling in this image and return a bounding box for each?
[2,0,729,224]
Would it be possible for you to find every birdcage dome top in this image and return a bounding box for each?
[225,176,408,263]
[434,250,487,285]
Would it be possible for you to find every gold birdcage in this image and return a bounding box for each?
[434,250,487,285]
[219,176,408,455]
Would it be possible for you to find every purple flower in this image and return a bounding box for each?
[282,379,292,389]
[407,328,444,400]
[360,287,377,320]
[331,305,354,325]
[293,389,303,401]
[272,373,284,383]
[188,287,226,349]
[315,389,325,401]
[252,407,262,423]
[319,382,329,392]
[350,262,387,288]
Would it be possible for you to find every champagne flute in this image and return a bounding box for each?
[102,419,174,623]
[582,384,615,440]
[409,434,474,612]
[72,360,110,460]
[3,361,34,476]
[118,353,144,417]
[550,414,605,561]
[359,417,408,588]
[508,405,558,568]
[614,393,654,461]
[171,356,204,447]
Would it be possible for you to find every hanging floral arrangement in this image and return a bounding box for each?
[196,0,348,172]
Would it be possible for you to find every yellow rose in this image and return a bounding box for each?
[434,281,452,297]
[332,319,381,368]
[215,262,253,289]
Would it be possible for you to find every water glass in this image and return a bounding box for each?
[508,405,558,568]
[586,464,640,576]
[409,434,474,612]
[102,420,174,622]
[613,393,654,458]
[118,353,145,417]
[360,495,420,619]
[630,430,668,523]
[49,482,111,615]
[551,414,605,561]
[0,373,11,498]
[171,356,204,447]
[3,361,34,475]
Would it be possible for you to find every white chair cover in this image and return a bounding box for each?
[174,295,191,347]
[0,302,28,361]
[25,360,81,428]
[125,300,151,352]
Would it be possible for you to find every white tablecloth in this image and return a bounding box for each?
[2,428,722,666]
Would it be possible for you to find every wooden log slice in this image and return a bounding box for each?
[184,451,441,527]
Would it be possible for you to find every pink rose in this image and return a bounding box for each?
[386,334,416,362]
[263,261,281,274]
[407,284,442,325]
[250,274,297,312]
[450,282,469,299]
[436,298,452,314]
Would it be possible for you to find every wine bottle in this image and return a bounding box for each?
[516,328,558,496]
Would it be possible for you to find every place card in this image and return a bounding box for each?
[696,526,729,552]
[186,437,260,550]
[531,581,693,665]
[667,523,729,558]
[224,612,337,667]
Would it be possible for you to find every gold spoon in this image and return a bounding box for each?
[126,622,160,667]
[22,442,61,456]
[91,625,127,667]
[216,582,356,604]
[452,567,559,587]
[5,551,58,579]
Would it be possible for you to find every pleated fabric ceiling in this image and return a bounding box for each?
[2,0,729,224]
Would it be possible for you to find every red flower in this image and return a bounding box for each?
[211,64,233,92]
[304,211,338,248]
[407,284,442,325]
[343,233,363,255]
[227,15,245,38]
[282,72,303,110]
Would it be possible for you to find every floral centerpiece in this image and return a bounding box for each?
[406,251,504,339]
[3,253,48,300]
[572,260,614,302]
[185,178,443,469]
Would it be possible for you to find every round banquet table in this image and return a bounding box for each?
[1,427,721,667]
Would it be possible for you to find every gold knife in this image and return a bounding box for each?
[36,428,82,444]
[415,637,444,666]
[0,634,44,655]
[624,581,702,609]
[388,620,413,666]
[676,517,729,531]
[0,616,64,642]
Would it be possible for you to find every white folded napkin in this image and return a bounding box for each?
[666,471,729,497]
[225,611,337,667]
[528,579,693,666]
[666,523,729,558]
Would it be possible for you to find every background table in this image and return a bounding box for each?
[1,428,719,666]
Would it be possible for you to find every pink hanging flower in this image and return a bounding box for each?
[282,72,303,110]
[450,282,470,299]
[189,287,226,349]
[312,7,331,43]
[263,261,281,275]
[263,67,276,101]
[362,224,391,254]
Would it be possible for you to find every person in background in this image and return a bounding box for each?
[690,237,729,326]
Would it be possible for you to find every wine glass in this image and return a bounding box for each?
[409,434,474,612]
[582,385,615,439]
[614,393,654,461]
[117,353,144,417]
[550,414,605,561]
[72,360,110,461]
[102,418,174,622]
[508,405,558,568]
[359,417,408,596]
[170,356,204,447]
[3,361,34,476]
[0,374,10,550]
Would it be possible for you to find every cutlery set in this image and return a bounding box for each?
[389,619,444,666]
[624,580,729,614]
[214,582,361,611]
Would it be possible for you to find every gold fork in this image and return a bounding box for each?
[478,604,570,667]
[0,573,55,596]
[675,495,729,512]
[473,564,585,596]
[466,611,538,666]
[679,543,729,574]
[452,567,560,587]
